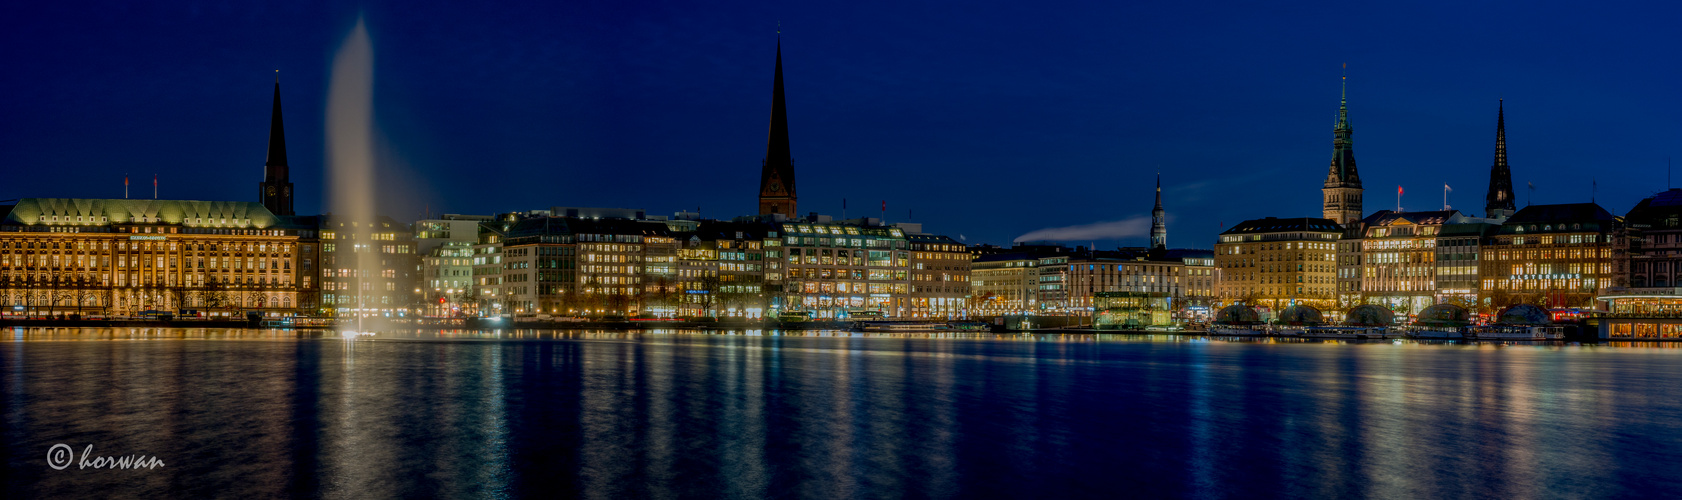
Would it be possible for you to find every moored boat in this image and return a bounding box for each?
[1302,326,1392,339]
[852,321,951,332]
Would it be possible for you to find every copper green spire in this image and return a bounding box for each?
[1322,65,1364,225]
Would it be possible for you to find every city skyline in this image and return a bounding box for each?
[4,1,1681,249]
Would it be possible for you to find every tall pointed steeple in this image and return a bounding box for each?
[1150,172,1167,249]
[1484,100,1516,219]
[758,38,798,218]
[1322,66,1363,225]
[259,75,295,216]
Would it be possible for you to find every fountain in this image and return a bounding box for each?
[327,18,379,335]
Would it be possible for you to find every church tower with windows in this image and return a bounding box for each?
[1485,100,1517,219]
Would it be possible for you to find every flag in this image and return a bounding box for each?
[881,200,886,212]
[1398,185,1403,196]
[1445,183,1451,193]
[843,198,847,209]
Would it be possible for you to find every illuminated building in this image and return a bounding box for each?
[675,221,777,318]
[1434,223,1495,307]
[779,222,909,318]
[1347,210,1470,314]
[415,214,491,316]
[1619,189,1682,290]
[907,234,971,319]
[1215,217,1342,313]
[500,217,677,317]
[1322,73,1364,225]
[757,39,798,219]
[1166,249,1217,315]
[421,241,474,317]
[1054,249,1186,313]
[970,253,1041,315]
[0,198,311,316]
[315,216,420,317]
[1477,203,1616,309]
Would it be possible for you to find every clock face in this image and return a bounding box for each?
[267,186,277,196]
[770,182,782,193]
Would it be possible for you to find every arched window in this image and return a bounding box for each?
[1634,276,1648,288]
[1658,276,1671,288]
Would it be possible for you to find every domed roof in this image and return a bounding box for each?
[1497,304,1553,325]
[1344,305,1395,326]
[1214,305,1261,325]
[1416,303,1470,327]
[1277,305,1324,325]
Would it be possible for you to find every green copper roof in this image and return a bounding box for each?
[1,198,280,228]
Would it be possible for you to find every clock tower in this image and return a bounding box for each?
[758,39,798,218]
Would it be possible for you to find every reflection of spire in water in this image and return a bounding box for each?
[328,17,377,332]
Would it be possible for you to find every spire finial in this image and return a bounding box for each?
[275,69,279,83]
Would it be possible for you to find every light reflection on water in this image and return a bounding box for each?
[3,327,1682,497]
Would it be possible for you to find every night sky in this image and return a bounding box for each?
[3,1,1679,248]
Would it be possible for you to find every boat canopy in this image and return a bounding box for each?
[1416,303,1470,327]
[1277,305,1324,325]
[1496,304,1553,325]
[1345,304,1395,326]
[1214,305,1261,325]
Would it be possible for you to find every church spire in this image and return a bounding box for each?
[1485,99,1516,219]
[259,74,295,216]
[1322,65,1363,225]
[758,37,797,218]
[1150,172,1167,249]
[265,77,288,180]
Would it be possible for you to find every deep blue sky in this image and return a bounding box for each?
[3,1,1679,248]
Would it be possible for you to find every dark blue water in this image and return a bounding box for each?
[3,328,1682,498]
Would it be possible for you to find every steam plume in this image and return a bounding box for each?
[1014,216,1151,243]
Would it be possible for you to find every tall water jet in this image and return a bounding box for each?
[327,18,379,328]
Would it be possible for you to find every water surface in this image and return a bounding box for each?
[3,328,1680,498]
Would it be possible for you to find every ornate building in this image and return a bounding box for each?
[1478,203,1616,309]
[1215,217,1343,312]
[757,39,798,218]
[1485,100,1517,219]
[0,199,308,316]
[1151,173,1167,249]
[258,78,295,216]
[1322,74,1364,225]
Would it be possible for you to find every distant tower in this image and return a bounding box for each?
[259,76,295,216]
[1484,100,1516,219]
[1150,173,1167,249]
[757,39,798,218]
[1322,69,1363,225]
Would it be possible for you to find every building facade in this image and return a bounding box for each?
[1215,217,1343,313]
[1478,203,1617,310]
[1347,210,1468,314]
[316,216,421,317]
[0,199,311,317]
[906,234,971,319]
